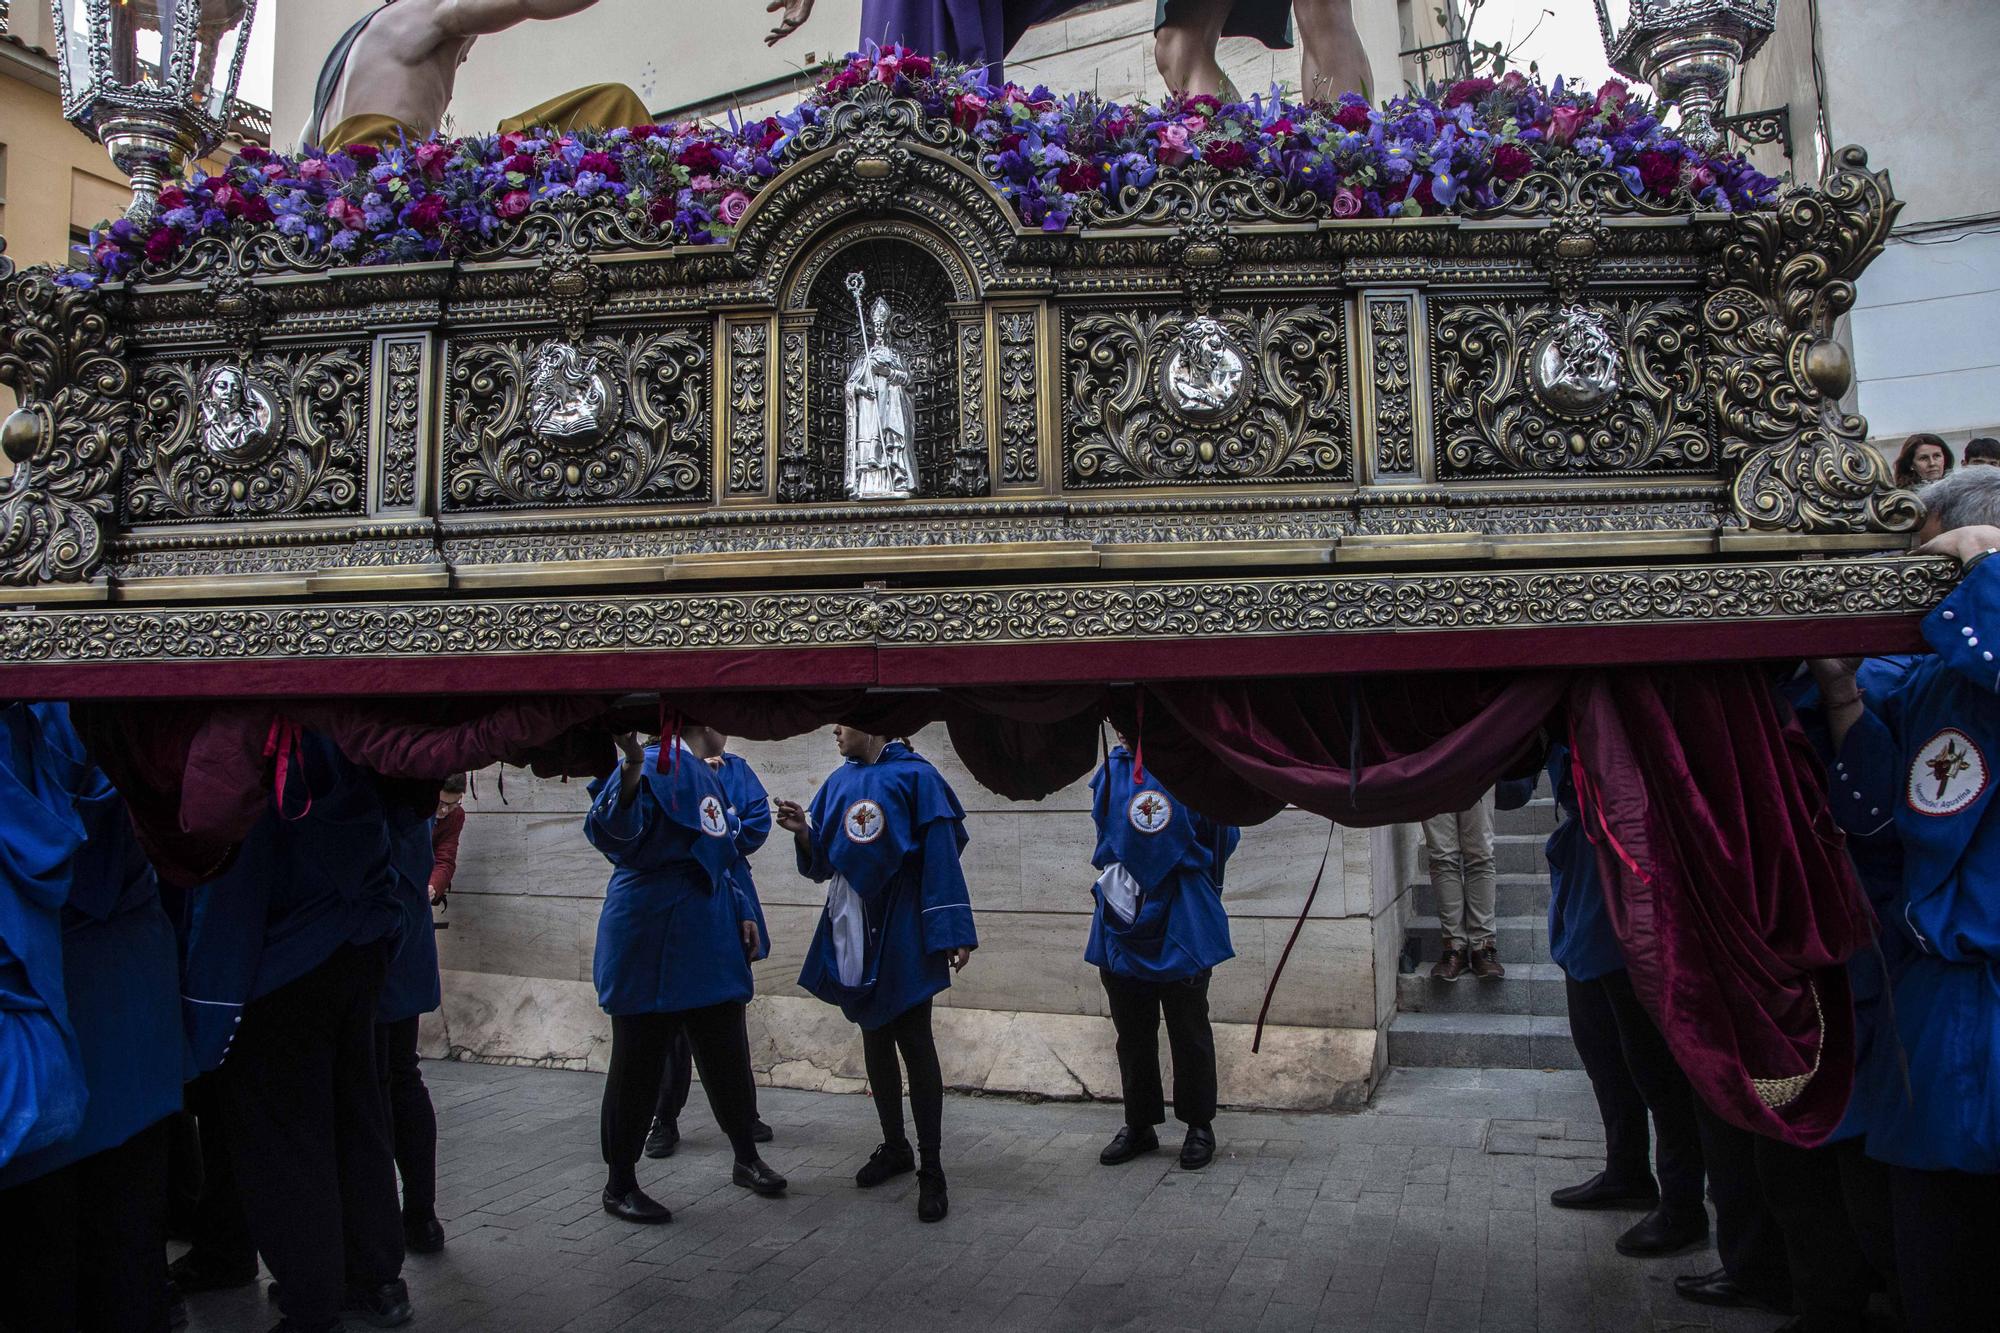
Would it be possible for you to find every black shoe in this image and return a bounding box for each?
[916,1167,949,1223]
[402,1214,446,1255]
[856,1140,916,1188]
[169,1250,258,1293]
[342,1280,412,1329]
[268,1322,344,1333]
[752,1118,775,1143]
[732,1158,788,1197]
[1614,1206,1709,1257]
[1180,1125,1217,1171]
[1549,1170,1660,1211]
[1672,1268,1792,1314]
[601,1185,672,1224]
[1099,1125,1160,1165]
[169,1290,189,1331]
[643,1117,680,1159]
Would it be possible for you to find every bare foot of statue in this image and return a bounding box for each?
[1295,0,1370,101]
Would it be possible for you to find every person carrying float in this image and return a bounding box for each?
[587,727,786,1226]
[1086,733,1238,1172]
[0,702,183,1333]
[775,726,976,1223]
[374,781,448,1257]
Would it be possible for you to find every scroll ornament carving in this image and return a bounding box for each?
[776,329,813,502]
[1066,307,1347,485]
[1703,145,1919,532]
[1369,302,1415,474]
[949,321,989,496]
[1434,298,1709,476]
[727,324,769,495]
[446,331,709,508]
[997,312,1038,483]
[0,265,129,584]
[381,341,423,509]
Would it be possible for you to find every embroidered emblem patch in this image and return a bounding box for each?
[698,795,730,837]
[1127,789,1173,834]
[1908,728,1989,817]
[844,798,887,844]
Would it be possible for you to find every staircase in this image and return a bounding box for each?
[1385,797,1584,1070]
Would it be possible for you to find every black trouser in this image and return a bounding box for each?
[1753,1136,1884,1332]
[1836,1142,1896,1301]
[0,1117,172,1333]
[184,1069,256,1272]
[1692,1098,1791,1304]
[1591,969,1705,1212]
[651,1024,694,1126]
[602,1002,760,1189]
[1886,1164,1998,1331]
[1564,972,1652,1188]
[1100,968,1218,1131]
[375,1015,438,1224]
[861,999,945,1155]
[218,943,404,1330]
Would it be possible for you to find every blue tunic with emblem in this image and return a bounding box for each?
[796,742,977,1031]
[179,732,404,1074]
[0,704,182,1187]
[714,752,773,961]
[1084,747,1238,983]
[1829,560,2000,1172]
[376,799,443,1024]
[1538,745,1626,983]
[586,741,755,1017]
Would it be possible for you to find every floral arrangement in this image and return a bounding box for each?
[66,47,1779,288]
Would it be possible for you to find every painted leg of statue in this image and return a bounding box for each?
[1155,0,1234,98]
[1294,0,1371,103]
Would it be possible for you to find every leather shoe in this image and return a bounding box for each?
[1099,1125,1160,1165]
[1614,1205,1709,1257]
[752,1118,775,1143]
[1549,1170,1660,1211]
[856,1140,915,1188]
[601,1185,672,1224]
[169,1250,258,1293]
[1180,1125,1217,1170]
[732,1158,787,1197]
[343,1280,412,1329]
[643,1117,679,1159]
[267,1322,345,1333]
[403,1214,445,1255]
[1672,1268,1791,1314]
[916,1167,949,1223]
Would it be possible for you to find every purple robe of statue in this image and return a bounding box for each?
[859,1,1089,80]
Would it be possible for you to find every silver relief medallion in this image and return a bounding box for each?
[1161,316,1249,421]
[197,364,282,466]
[527,341,620,449]
[1530,305,1623,418]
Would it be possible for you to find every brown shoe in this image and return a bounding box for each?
[1470,945,1505,980]
[1430,947,1469,981]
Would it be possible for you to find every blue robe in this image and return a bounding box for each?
[586,741,755,1017]
[0,704,91,1170]
[1829,561,2000,1172]
[376,801,442,1024]
[0,704,181,1187]
[796,742,977,1030]
[1540,746,1625,984]
[179,732,403,1074]
[714,752,772,961]
[1084,747,1237,983]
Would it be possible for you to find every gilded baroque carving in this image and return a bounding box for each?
[128,349,367,522]
[1433,296,1709,477]
[0,266,129,584]
[1703,145,1919,532]
[1065,306,1347,486]
[444,328,709,509]
[726,324,769,496]
[951,321,990,496]
[1368,300,1416,476]
[380,340,423,509]
[996,311,1039,484]
[776,328,812,502]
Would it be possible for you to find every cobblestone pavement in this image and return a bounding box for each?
[178,1060,1793,1333]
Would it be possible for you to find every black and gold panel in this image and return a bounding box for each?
[1429,295,1711,480]
[800,237,963,501]
[1060,304,1348,489]
[442,322,710,511]
[126,346,369,524]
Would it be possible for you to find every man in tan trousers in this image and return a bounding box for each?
[1425,790,1502,981]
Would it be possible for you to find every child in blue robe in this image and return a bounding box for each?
[1813,479,2000,1330]
[777,727,976,1222]
[646,729,776,1158]
[375,784,446,1256]
[1085,739,1237,1171]
[587,730,786,1225]
[0,702,182,1333]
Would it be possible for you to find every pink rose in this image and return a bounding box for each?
[688,174,718,193]
[1156,121,1194,166]
[296,157,333,183]
[1329,188,1361,218]
[414,141,452,178]
[952,91,989,129]
[496,189,531,218]
[1596,79,1631,111]
[1547,106,1586,147]
[327,196,367,231]
[716,190,751,226]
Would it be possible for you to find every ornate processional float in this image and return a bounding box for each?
[0,30,1939,702]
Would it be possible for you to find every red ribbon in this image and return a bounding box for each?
[1567,721,1652,886]
[263,717,312,821]
[1132,692,1146,785]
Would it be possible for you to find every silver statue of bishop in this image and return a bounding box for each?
[843,276,917,501]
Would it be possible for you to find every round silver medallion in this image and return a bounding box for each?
[197,364,282,466]
[1160,316,1250,422]
[1529,305,1623,418]
[527,341,621,450]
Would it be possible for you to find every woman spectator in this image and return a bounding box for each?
[1893,432,1953,488]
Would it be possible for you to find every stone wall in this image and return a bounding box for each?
[420,723,1420,1111]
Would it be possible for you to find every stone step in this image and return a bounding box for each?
[1407,915,1552,965]
[1492,797,1558,836]
[1395,962,1568,1017]
[1385,1011,1584,1071]
[1411,872,1550,918]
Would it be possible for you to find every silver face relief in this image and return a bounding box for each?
[1531,305,1623,417]
[197,363,279,465]
[526,341,616,448]
[1161,316,1248,421]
